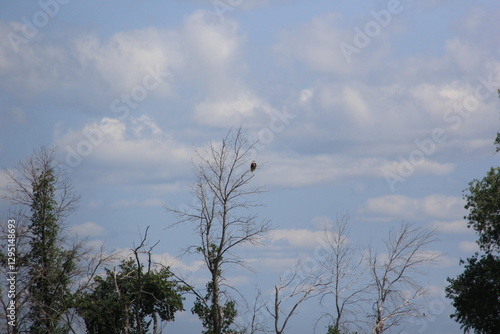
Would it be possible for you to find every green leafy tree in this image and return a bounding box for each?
[1,147,80,333]
[28,167,78,333]
[192,280,238,334]
[463,167,500,253]
[1,147,113,333]
[77,258,184,334]
[326,325,340,334]
[446,254,500,334]
[446,167,500,333]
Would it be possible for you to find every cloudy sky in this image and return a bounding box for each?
[1,0,500,333]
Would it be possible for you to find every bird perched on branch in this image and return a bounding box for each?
[250,160,257,173]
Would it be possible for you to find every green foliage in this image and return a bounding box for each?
[192,281,238,334]
[28,168,77,333]
[326,325,341,334]
[447,165,500,333]
[495,132,500,153]
[463,167,500,253]
[446,254,500,333]
[325,325,357,334]
[76,258,184,334]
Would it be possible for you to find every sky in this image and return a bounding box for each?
[1,0,500,333]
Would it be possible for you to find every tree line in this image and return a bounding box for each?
[0,126,499,333]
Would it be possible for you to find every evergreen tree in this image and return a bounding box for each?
[27,161,78,333]
[1,147,80,333]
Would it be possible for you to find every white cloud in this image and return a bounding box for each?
[254,150,454,188]
[459,241,479,253]
[256,152,394,187]
[362,194,465,221]
[432,220,471,234]
[244,257,298,273]
[342,86,372,126]
[422,250,455,268]
[274,13,352,74]
[267,228,325,249]
[225,275,251,287]
[110,198,164,209]
[420,195,465,219]
[74,27,179,95]
[194,92,276,127]
[299,88,314,104]
[381,159,455,178]
[0,10,246,110]
[274,12,395,75]
[178,10,246,95]
[55,115,193,186]
[181,11,240,70]
[152,252,205,273]
[70,221,106,237]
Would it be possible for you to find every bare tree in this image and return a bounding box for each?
[233,288,267,334]
[2,146,79,220]
[368,223,438,334]
[267,260,329,334]
[167,127,271,334]
[318,213,368,334]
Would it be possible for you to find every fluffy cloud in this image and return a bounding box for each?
[0,9,247,115]
[70,221,106,237]
[266,228,326,249]
[362,194,466,221]
[74,27,179,95]
[274,12,391,75]
[194,92,276,127]
[55,114,193,187]
[152,252,205,273]
[110,198,164,209]
[244,257,298,273]
[432,220,471,234]
[253,150,453,188]
[459,241,479,253]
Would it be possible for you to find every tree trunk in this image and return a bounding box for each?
[213,270,221,334]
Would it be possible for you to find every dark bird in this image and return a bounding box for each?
[250,160,257,173]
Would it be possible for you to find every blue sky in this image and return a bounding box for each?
[1,0,500,333]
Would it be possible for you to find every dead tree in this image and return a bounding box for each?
[318,213,369,333]
[167,127,271,334]
[267,260,330,334]
[368,223,438,334]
